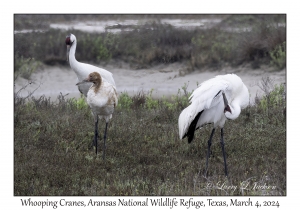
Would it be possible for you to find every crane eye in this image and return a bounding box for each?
[65,36,74,45]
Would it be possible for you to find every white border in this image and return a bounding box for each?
[3,1,298,209]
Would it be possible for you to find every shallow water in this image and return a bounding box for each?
[49,18,222,33]
[15,18,223,34]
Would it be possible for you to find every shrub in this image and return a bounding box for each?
[270,42,286,70]
[145,89,159,109]
[131,91,146,109]
[236,20,286,68]
[69,96,89,110]
[14,56,43,80]
[259,83,285,112]
[14,15,286,71]
[118,92,133,109]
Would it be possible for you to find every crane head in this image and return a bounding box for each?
[88,72,101,83]
[222,92,232,114]
[65,34,74,46]
[65,34,75,62]
[76,72,102,86]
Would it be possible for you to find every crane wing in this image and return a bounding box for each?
[190,77,232,109]
[178,76,232,140]
[76,62,116,87]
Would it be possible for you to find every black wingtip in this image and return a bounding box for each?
[184,110,203,143]
[188,134,194,144]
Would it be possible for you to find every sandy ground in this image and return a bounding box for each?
[14,17,286,104]
[14,62,286,105]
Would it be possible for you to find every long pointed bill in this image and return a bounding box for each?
[66,45,70,62]
[222,92,232,113]
[222,92,228,106]
[76,79,89,86]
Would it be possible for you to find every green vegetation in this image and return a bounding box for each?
[14,14,286,196]
[14,82,286,196]
[14,14,286,79]
[14,56,42,80]
[270,42,286,70]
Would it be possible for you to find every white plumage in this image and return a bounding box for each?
[77,72,118,159]
[87,82,117,123]
[66,34,116,97]
[178,73,249,176]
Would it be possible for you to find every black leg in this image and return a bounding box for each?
[220,128,228,176]
[205,128,215,176]
[94,118,98,154]
[103,122,108,160]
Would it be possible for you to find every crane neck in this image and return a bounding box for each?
[91,77,102,94]
[68,40,78,69]
[224,100,241,120]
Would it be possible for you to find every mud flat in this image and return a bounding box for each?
[14,62,286,105]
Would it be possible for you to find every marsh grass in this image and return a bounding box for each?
[14,82,286,196]
[14,14,286,79]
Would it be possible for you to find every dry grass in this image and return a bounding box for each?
[14,83,286,196]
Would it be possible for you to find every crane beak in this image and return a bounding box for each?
[76,79,89,86]
[66,45,70,62]
[222,92,228,105]
[222,92,232,113]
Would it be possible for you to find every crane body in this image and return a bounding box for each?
[77,72,117,159]
[66,34,116,97]
[178,74,249,176]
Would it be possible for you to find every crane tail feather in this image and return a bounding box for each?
[186,110,203,143]
[182,110,203,143]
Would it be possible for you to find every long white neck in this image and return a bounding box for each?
[68,40,79,72]
[225,100,241,120]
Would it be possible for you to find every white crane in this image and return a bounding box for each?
[66,34,116,97]
[178,74,249,176]
[76,72,118,159]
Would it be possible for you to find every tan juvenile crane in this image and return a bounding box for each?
[77,72,118,159]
